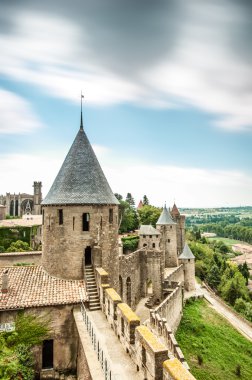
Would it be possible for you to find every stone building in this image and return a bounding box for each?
[0,181,42,217]
[0,109,196,380]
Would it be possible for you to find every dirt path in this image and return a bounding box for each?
[201,285,252,342]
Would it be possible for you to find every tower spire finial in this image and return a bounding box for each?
[80,91,84,130]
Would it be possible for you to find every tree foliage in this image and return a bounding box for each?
[0,313,49,380]
[6,240,31,252]
[138,205,161,227]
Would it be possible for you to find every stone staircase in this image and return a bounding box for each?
[145,294,155,308]
[85,265,101,311]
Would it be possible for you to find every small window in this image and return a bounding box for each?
[82,213,90,231]
[58,209,63,225]
[168,239,170,243]
[143,235,146,238]
[143,243,147,247]
[152,243,155,248]
[149,235,152,238]
[109,208,113,223]
[170,226,172,229]
[73,217,75,230]
[100,216,103,230]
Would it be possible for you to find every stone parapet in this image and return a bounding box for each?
[117,302,140,352]
[105,288,122,331]
[163,358,196,380]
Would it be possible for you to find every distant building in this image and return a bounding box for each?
[0,181,42,216]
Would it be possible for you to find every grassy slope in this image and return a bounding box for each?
[207,236,244,246]
[176,299,252,380]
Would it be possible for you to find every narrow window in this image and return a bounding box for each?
[143,235,146,238]
[100,216,103,230]
[121,318,124,336]
[73,217,75,231]
[49,215,51,230]
[58,209,63,225]
[42,339,53,369]
[109,208,113,224]
[149,235,152,238]
[152,243,155,248]
[142,346,146,368]
[168,239,170,243]
[82,213,90,231]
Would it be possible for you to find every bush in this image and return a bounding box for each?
[121,236,139,253]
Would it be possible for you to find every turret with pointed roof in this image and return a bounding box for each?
[42,112,119,285]
[42,127,119,206]
[179,243,195,291]
[156,204,178,267]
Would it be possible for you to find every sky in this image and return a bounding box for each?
[0,0,252,208]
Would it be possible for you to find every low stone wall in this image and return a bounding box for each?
[0,251,42,267]
[105,287,121,331]
[163,358,196,380]
[117,302,140,353]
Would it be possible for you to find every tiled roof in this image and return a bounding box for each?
[139,225,160,235]
[156,205,176,225]
[171,203,180,216]
[0,266,86,310]
[178,243,195,260]
[42,127,119,205]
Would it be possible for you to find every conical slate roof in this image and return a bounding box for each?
[156,205,176,225]
[42,126,119,205]
[179,243,195,259]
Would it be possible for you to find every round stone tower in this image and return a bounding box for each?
[41,115,119,287]
[178,243,195,291]
[156,205,178,267]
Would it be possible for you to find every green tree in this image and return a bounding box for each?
[119,201,138,233]
[138,205,161,227]
[238,262,250,285]
[6,240,31,252]
[142,195,149,206]
[207,264,221,289]
[114,193,123,201]
[0,313,49,380]
[219,270,249,305]
[125,193,135,207]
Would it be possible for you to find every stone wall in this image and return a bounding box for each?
[0,304,79,378]
[157,224,178,267]
[163,358,195,380]
[42,204,119,287]
[119,249,164,309]
[164,265,184,285]
[153,282,183,332]
[0,251,42,267]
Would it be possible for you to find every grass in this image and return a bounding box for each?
[176,299,252,380]
[207,236,246,246]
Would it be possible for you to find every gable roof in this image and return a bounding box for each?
[171,203,180,217]
[42,127,119,205]
[156,205,176,225]
[178,243,195,259]
[139,225,160,235]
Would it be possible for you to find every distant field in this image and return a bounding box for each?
[176,299,252,380]
[207,236,243,246]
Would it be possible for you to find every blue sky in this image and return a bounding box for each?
[0,0,252,207]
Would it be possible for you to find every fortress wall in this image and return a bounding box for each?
[164,264,184,286]
[0,251,42,267]
[153,283,183,332]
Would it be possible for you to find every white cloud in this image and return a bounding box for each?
[0,4,251,131]
[0,147,251,207]
[0,89,43,134]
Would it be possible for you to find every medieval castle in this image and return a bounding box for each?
[0,110,196,380]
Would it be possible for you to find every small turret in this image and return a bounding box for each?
[156,205,178,267]
[179,243,195,291]
[171,202,185,255]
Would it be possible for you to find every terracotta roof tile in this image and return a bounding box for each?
[0,266,87,310]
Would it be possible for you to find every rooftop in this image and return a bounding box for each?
[139,225,160,235]
[178,243,195,260]
[156,205,176,225]
[42,127,119,206]
[0,265,86,310]
[0,215,42,228]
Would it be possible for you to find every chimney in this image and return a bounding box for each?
[1,269,9,293]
